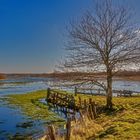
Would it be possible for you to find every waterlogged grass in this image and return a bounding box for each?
[3,90,64,123]
[1,90,140,139]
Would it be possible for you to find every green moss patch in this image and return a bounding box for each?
[2,90,64,123]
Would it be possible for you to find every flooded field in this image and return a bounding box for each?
[0,76,140,139]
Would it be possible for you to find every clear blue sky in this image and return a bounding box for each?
[0,0,140,73]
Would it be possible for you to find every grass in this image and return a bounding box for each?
[73,94,140,140]
[81,95,140,140]
[38,91,140,140]
[3,90,65,123]
[1,90,140,139]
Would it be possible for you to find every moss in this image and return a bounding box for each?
[3,90,65,123]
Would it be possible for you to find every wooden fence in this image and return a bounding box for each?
[44,87,137,140]
[74,87,135,97]
[46,88,97,118]
[46,88,76,110]
[44,88,98,140]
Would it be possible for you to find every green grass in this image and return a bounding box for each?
[83,95,140,140]
[3,90,65,123]
[72,94,140,139]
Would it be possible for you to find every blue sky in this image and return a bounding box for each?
[0,0,140,73]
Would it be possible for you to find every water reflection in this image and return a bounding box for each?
[0,106,45,139]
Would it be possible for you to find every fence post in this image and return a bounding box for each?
[92,101,97,119]
[46,88,51,101]
[98,89,100,95]
[88,98,94,119]
[48,125,56,140]
[79,96,82,108]
[89,98,92,105]
[65,118,71,140]
[74,86,77,96]
[84,99,87,108]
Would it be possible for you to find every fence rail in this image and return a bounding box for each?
[74,87,138,97]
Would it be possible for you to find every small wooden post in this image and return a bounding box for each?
[65,118,71,140]
[88,98,94,119]
[98,89,100,95]
[74,86,77,96]
[89,98,92,105]
[70,95,75,109]
[88,105,94,119]
[46,88,51,101]
[92,101,97,119]
[48,125,56,140]
[84,99,87,108]
[79,96,82,107]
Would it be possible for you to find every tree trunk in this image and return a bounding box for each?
[106,71,113,109]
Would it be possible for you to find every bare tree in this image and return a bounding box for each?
[58,0,140,109]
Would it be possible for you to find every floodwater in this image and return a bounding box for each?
[0,77,140,139]
[0,77,49,95]
[0,77,50,139]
